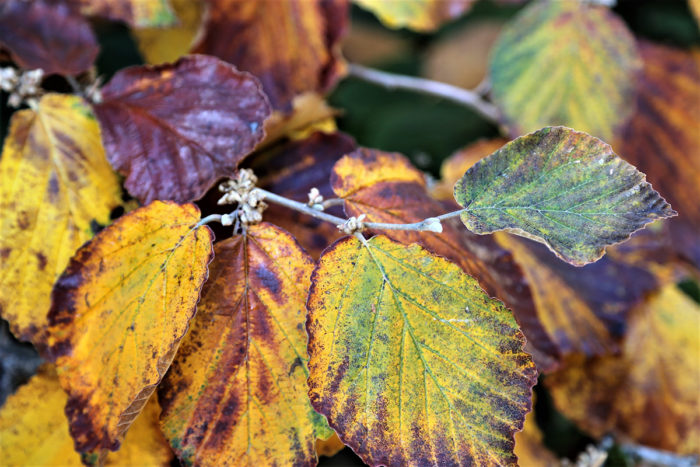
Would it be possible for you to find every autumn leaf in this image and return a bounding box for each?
[193,0,348,111]
[354,0,475,32]
[47,201,214,453]
[614,41,700,270]
[453,127,676,266]
[132,0,205,64]
[331,148,560,370]
[0,94,122,346]
[307,235,537,466]
[0,365,172,467]
[249,131,357,259]
[0,0,98,76]
[489,0,641,141]
[159,223,328,466]
[514,408,557,467]
[73,0,178,28]
[316,433,346,458]
[546,285,700,455]
[93,55,271,204]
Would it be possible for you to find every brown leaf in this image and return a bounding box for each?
[0,0,98,75]
[546,285,700,455]
[331,148,560,370]
[248,131,357,259]
[94,55,271,204]
[614,41,700,270]
[193,0,348,111]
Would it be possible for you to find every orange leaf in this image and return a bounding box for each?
[159,223,328,465]
[47,201,214,452]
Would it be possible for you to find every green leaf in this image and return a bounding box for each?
[453,127,676,266]
[307,235,537,466]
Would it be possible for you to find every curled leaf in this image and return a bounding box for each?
[307,235,537,466]
[0,0,98,75]
[354,0,474,32]
[193,0,348,111]
[159,223,327,466]
[453,127,676,266]
[489,0,641,140]
[94,55,271,204]
[0,94,122,346]
[47,201,214,452]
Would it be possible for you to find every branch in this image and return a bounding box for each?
[618,442,698,467]
[347,63,501,123]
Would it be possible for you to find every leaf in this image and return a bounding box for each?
[0,365,172,467]
[307,235,537,466]
[546,285,700,455]
[132,0,205,64]
[159,223,326,466]
[0,94,122,346]
[93,55,271,204]
[495,232,678,359]
[316,433,346,458]
[353,0,474,32]
[47,201,214,453]
[248,131,357,259]
[331,148,560,370]
[73,0,177,27]
[513,408,557,467]
[192,0,348,111]
[613,41,700,269]
[453,126,676,266]
[0,0,98,76]
[489,0,641,140]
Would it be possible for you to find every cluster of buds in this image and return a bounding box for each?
[307,187,324,210]
[218,169,267,226]
[0,67,44,108]
[337,214,366,235]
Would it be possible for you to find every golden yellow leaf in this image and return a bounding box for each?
[546,285,700,455]
[354,0,474,32]
[132,0,205,64]
[159,223,328,466]
[316,432,346,458]
[47,201,214,453]
[77,0,177,27]
[514,409,557,467]
[0,94,122,346]
[307,235,537,465]
[0,365,172,467]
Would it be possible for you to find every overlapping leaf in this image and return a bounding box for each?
[614,41,700,269]
[454,127,676,266]
[159,223,328,466]
[73,0,177,27]
[0,0,98,75]
[94,55,271,204]
[132,0,205,64]
[248,131,356,259]
[0,94,122,346]
[489,0,641,140]
[193,0,348,111]
[513,409,557,467]
[47,201,214,452]
[353,0,474,32]
[0,365,172,466]
[331,148,560,369]
[546,286,700,455]
[307,235,537,466]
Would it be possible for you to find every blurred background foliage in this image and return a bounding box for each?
[0,1,698,465]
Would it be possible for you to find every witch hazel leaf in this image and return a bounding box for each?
[453,127,676,266]
[307,235,537,466]
[159,223,324,466]
[47,201,214,453]
[94,55,271,204]
[0,94,122,347]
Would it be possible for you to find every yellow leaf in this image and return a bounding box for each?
[354,0,474,32]
[159,223,328,465]
[0,365,172,467]
[316,432,346,458]
[47,201,214,453]
[0,94,122,346]
[307,235,537,465]
[132,0,205,64]
[514,408,557,467]
[546,285,700,455]
[78,0,177,27]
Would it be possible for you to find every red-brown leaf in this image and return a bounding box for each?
[94,55,271,204]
